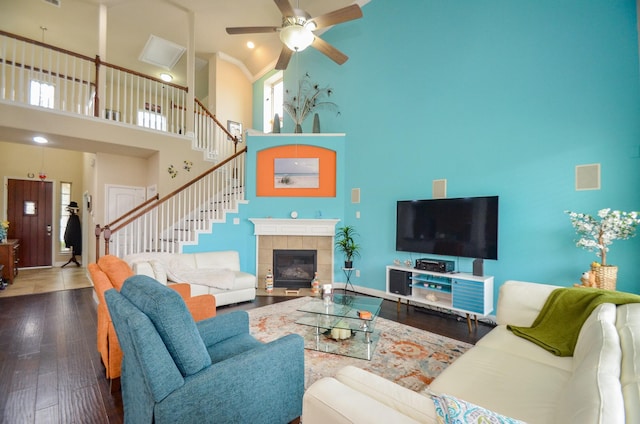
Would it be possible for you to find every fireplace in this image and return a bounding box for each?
[273,249,317,289]
[249,218,340,291]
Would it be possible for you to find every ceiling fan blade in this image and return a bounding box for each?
[274,0,295,17]
[226,26,279,35]
[311,36,348,65]
[275,47,294,70]
[308,4,363,30]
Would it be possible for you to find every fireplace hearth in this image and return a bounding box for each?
[273,249,317,289]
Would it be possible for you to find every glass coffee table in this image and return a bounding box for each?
[296,294,382,360]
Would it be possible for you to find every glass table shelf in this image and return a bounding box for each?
[295,294,382,360]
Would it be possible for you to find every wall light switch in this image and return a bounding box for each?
[356,211,360,219]
[356,270,360,277]
[233,217,240,225]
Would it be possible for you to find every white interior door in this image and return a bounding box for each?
[106,185,146,254]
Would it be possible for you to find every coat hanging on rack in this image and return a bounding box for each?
[63,201,82,267]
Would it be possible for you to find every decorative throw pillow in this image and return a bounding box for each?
[149,259,167,285]
[131,260,168,285]
[432,394,526,424]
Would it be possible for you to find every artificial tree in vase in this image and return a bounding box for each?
[566,209,640,289]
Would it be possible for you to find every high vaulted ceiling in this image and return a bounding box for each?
[0,0,364,84]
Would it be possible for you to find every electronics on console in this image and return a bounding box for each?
[415,258,455,273]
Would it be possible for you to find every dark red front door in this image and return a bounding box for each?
[7,179,53,268]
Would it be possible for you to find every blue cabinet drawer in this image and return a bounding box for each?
[452,279,485,314]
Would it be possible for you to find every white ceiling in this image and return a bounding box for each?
[0,0,363,84]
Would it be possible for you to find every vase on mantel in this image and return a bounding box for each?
[294,123,303,133]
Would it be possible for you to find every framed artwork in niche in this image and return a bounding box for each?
[257,145,336,197]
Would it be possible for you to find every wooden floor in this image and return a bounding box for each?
[0,277,494,423]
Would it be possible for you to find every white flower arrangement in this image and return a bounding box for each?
[566,209,640,265]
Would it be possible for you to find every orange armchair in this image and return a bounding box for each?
[89,255,216,379]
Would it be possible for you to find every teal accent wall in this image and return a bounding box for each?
[207,0,640,309]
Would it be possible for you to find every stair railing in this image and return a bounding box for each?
[94,194,160,258]
[96,147,247,259]
[193,98,242,161]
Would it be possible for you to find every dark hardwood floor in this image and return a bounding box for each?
[0,287,494,423]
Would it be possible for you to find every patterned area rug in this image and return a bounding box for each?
[248,296,472,393]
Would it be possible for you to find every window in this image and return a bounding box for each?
[30,80,55,109]
[137,110,167,131]
[60,182,71,251]
[263,71,283,132]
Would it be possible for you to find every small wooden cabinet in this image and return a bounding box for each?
[0,239,20,284]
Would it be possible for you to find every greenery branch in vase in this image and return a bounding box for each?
[566,209,640,289]
[284,73,339,133]
[335,225,361,269]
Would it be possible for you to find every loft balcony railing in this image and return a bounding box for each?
[0,30,239,162]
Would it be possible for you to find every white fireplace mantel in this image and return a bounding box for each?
[249,218,340,236]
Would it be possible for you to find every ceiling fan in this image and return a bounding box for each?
[226,0,363,70]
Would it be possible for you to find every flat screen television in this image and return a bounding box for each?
[395,196,499,260]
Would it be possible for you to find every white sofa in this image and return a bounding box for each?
[302,280,640,423]
[124,251,256,307]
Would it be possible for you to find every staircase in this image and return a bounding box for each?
[100,147,247,258]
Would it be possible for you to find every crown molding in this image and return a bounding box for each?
[216,52,253,82]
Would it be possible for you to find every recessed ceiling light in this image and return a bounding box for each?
[160,73,173,82]
[33,136,48,144]
[246,41,255,49]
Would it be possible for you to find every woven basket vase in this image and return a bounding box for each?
[591,265,618,291]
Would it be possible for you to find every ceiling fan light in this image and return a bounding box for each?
[280,25,314,52]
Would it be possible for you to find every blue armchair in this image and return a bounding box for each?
[105,274,305,424]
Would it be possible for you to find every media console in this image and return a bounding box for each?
[385,265,494,332]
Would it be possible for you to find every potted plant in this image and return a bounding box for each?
[335,225,360,269]
[566,208,640,289]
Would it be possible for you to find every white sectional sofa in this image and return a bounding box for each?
[124,251,256,307]
[302,280,640,423]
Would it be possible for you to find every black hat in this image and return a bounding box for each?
[68,201,79,209]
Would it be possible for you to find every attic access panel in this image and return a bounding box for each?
[139,34,186,70]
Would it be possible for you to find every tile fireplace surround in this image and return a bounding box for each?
[250,219,340,290]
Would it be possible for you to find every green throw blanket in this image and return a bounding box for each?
[507,287,640,357]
